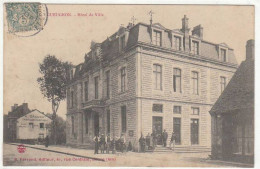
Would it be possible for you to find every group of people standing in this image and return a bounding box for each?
[93,134,112,154]
[93,133,132,154]
[139,130,176,152]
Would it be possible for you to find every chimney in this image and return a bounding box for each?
[246,39,254,60]
[14,103,18,109]
[127,22,134,29]
[192,25,203,39]
[181,15,190,52]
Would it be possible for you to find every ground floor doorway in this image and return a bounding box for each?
[152,116,163,145]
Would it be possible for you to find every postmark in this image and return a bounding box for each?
[5,3,48,37]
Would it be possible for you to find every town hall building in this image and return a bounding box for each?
[66,15,238,150]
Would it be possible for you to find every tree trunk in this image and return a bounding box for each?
[52,113,57,145]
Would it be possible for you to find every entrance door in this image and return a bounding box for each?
[152,116,163,145]
[173,118,181,144]
[94,114,99,136]
[190,119,199,145]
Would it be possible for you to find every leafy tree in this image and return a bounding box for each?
[37,55,72,144]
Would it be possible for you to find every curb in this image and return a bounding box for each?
[8,143,105,162]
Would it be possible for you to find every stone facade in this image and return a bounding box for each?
[66,15,237,150]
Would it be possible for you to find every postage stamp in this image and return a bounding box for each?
[5,3,48,37]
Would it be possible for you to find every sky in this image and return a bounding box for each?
[4,5,254,120]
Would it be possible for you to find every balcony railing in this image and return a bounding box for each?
[82,99,105,109]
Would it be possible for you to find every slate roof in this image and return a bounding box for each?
[71,21,238,81]
[8,104,30,118]
[210,59,254,114]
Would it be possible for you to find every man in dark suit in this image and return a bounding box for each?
[162,129,168,147]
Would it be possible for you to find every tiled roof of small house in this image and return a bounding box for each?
[210,59,254,114]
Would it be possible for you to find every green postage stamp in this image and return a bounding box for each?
[5,3,47,36]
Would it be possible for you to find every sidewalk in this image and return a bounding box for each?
[8,143,119,161]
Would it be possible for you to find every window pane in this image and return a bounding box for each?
[107,110,110,134]
[121,106,126,133]
[153,104,163,112]
[84,81,88,101]
[173,106,181,114]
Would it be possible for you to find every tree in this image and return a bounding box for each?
[37,55,72,144]
[46,114,66,145]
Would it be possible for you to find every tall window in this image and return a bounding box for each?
[107,110,110,134]
[84,81,88,102]
[153,64,162,90]
[174,36,181,50]
[220,76,226,93]
[191,41,199,55]
[153,30,162,46]
[120,67,126,92]
[85,113,88,134]
[173,106,182,114]
[191,107,200,115]
[220,49,227,62]
[71,116,74,135]
[121,106,127,133]
[106,71,110,98]
[192,71,199,95]
[70,90,74,108]
[173,68,181,92]
[94,76,99,99]
[120,35,126,50]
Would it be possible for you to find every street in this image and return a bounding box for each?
[3,143,252,167]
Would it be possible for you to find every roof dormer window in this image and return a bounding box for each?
[120,35,126,51]
[220,49,227,62]
[153,30,162,46]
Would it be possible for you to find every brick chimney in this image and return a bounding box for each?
[11,104,18,111]
[192,25,203,39]
[181,15,190,52]
[246,39,254,60]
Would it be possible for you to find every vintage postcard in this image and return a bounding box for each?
[3,3,255,167]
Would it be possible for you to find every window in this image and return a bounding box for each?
[70,90,74,108]
[191,107,199,115]
[29,123,34,129]
[120,67,126,92]
[191,41,199,55]
[106,71,110,98]
[173,118,181,144]
[153,30,162,46]
[220,76,226,93]
[220,49,227,62]
[173,106,181,114]
[85,113,88,134]
[192,71,199,95]
[70,69,73,80]
[173,68,181,92]
[121,106,127,133]
[40,123,44,129]
[153,64,162,90]
[153,104,163,113]
[120,35,126,50]
[39,134,44,139]
[107,110,110,134]
[94,76,99,99]
[174,36,181,50]
[71,116,75,135]
[84,81,88,102]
